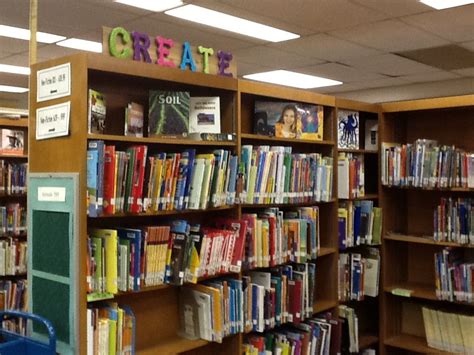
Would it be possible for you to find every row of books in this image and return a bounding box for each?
[422,306,474,353]
[434,248,474,303]
[0,238,26,276]
[434,197,474,245]
[87,141,238,216]
[86,303,135,355]
[337,153,364,199]
[338,249,380,302]
[0,161,27,195]
[239,146,333,205]
[0,203,27,236]
[0,280,27,312]
[338,201,382,249]
[87,208,321,296]
[178,263,316,343]
[381,140,474,188]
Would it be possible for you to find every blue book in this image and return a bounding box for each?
[182,149,196,210]
[254,150,266,203]
[117,228,142,291]
[353,202,362,246]
[226,155,238,205]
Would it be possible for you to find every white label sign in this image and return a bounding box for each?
[37,63,71,102]
[36,101,70,140]
[38,187,66,202]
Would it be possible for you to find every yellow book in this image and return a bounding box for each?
[247,165,258,204]
[256,219,262,267]
[261,219,269,267]
[91,229,118,294]
[192,284,223,343]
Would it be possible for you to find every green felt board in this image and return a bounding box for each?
[32,276,70,344]
[32,210,70,278]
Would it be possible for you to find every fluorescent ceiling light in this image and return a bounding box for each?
[115,0,183,12]
[0,25,65,44]
[419,0,473,9]
[166,4,300,43]
[0,85,28,93]
[243,70,342,89]
[0,64,30,76]
[56,38,102,53]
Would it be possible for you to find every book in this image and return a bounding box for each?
[337,110,359,149]
[148,90,190,137]
[124,102,144,137]
[0,129,24,155]
[88,89,106,134]
[188,97,221,134]
[364,119,378,151]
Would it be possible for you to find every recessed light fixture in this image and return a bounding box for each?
[0,25,65,44]
[56,38,103,53]
[165,4,300,43]
[115,0,183,12]
[0,64,30,76]
[0,85,28,93]
[419,0,473,9]
[243,70,342,89]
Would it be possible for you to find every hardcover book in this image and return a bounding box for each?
[148,90,190,137]
[88,89,106,134]
[124,102,144,137]
[338,110,359,149]
[0,129,24,155]
[188,97,221,134]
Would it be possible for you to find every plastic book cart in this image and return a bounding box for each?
[0,310,56,355]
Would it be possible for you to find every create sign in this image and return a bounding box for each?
[103,26,236,77]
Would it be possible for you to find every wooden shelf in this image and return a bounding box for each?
[0,118,28,128]
[318,247,337,257]
[383,185,474,192]
[314,299,338,314]
[385,334,446,353]
[139,336,208,355]
[239,199,336,208]
[89,205,237,218]
[0,154,27,159]
[385,283,436,301]
[359,334,379,350]
[240,133,334,146]
[384,233,474,248]
[88,133,236,146]
[338,148,378,154]
[0,193,26,198]
[339,194,378,201]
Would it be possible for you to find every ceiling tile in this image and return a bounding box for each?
[233,46,324,69]
[453,68,474,77]
[399,71,460,83]
[297,63,385,83]
[342,53,439,76]
[402,4,474,42]
[271,34,382,62]
[37,44,83,61]
[350,0,433,17]
[209,0,388,33]
[0,53,30,67]
[237,61,273,77]
[331,19,449,52]
[460,40,474,51]
[0,37,29,55]
[339,77,408,90]
[0,0,30,28]
[124,15,257,52]
[0,72,28,88]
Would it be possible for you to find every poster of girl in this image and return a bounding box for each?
[275,104,299,138]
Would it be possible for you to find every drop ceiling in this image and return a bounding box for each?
[0,0,473,107]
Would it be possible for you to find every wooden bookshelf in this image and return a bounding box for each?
[379,95,474,355]
[240,133,334,146]
[0,118,28,128]
[359,334,379,350]
[338,193,379,201]
[338,148,378,154]
[88,133,236,146]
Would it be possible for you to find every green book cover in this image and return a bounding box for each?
[148,90,190,137]
[372,207,382,245]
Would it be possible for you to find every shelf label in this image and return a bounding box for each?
[36,101,70,140]
[38,186,66,202]
[37,62,71,102]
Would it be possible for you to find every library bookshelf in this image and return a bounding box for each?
[0,116,28,329]
[335,98,381,352]
[379,95,474,354]
[29,53,341,355]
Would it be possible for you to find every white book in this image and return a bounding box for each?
[188,96,221,134]
[188,158,206,210]
[87,309,93,355]
[338,156,350,199]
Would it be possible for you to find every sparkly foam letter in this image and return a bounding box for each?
[180,41,196,72]
[156,36,176,67]
[109,27,132,59]
[217,50,233,77]
[131,31,152,63]
[198,46,214,74]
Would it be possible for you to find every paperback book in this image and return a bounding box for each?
[124,102,144,137]
[0,129,24,155]
[88,89,106,134]
[188,97,221,134]
[148,90,190,137]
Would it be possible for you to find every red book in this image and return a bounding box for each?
[103,145,116,215]
[131,145,148,213]
[291,278,302,324]
[214,218,247,273]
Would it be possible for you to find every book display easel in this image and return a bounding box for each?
[379,95,474,354]
[0,116,28,332]
[335,98,381,353]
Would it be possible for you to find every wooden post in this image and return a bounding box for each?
[29,0,37,66]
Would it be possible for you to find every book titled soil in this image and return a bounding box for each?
[149,91,190,137]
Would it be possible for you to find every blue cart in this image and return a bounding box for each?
[0,310,56,355]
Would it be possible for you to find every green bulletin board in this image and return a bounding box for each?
[28,173,79,355]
